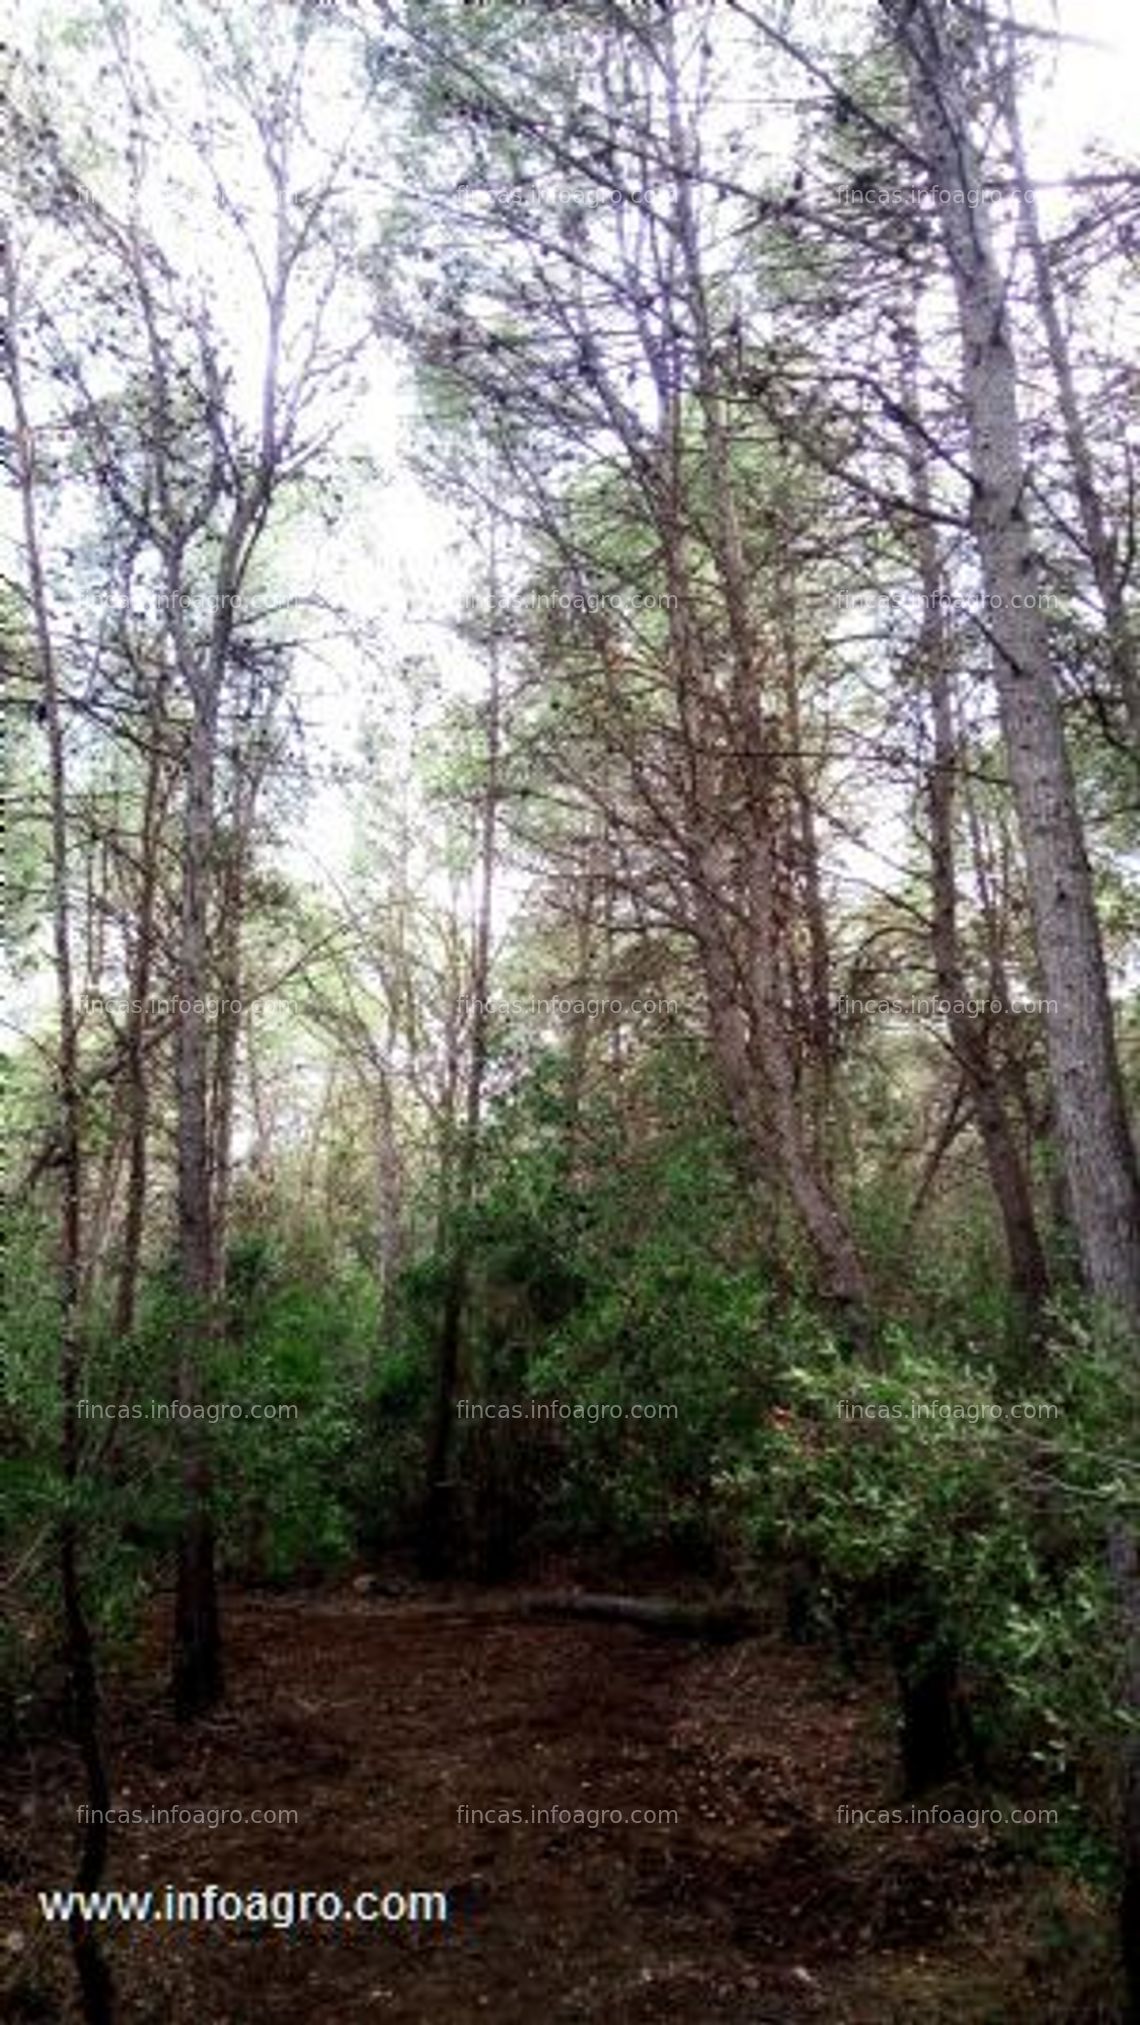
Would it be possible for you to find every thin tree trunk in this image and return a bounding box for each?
[374,1068,404,1341]
[665,90,872,1331]
[893,0,1140,1318]
[698,890,871,1337]
[561,858,598,1179]
[82,1132,127,1299]
[658,452,870,1327]
[890,11,1140,2012]
[778,610,834,1176]
[210,822,249,1306]
[5,238,115,2025]
[419,546,502,1577]
[899,337,1049,1313]
[173,695,222,1719]
[115,685,168,1340]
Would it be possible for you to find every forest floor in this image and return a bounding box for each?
[4,1579,1115,2023]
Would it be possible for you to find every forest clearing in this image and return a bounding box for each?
[4,1582,1113,2021]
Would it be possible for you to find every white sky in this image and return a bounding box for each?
[3,0,1137,1029]
[296,0,1140,898]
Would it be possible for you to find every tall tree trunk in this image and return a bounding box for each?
[891,0,1140,1317]
[115,679,168,1341]
[899,336,1049,1313]
[562,851,600,1178]
[172,697,222,1720]
[374,1068,404,1342]
[419,555,502,1577]
[777,591,835,1176]
[890,10,1140,2012]
[663,83,872,1333]
[212,724,277,1298]
[163,451,272,1729]
[5,239,115,2025]
[210,807,251,1305]
[654,409,870,1324]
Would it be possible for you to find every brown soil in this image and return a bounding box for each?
[2,1585,1115,2023]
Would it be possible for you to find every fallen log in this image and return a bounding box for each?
[347,1579,764,1642]
[510,1591,762,1642]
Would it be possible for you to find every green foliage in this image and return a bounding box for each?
[0,1213,380,1735]
[205,1237,377,1581]
[715,1310,1136,1861]
[416,1042,780,1563]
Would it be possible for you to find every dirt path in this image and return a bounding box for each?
[5,1588,1109,2021]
